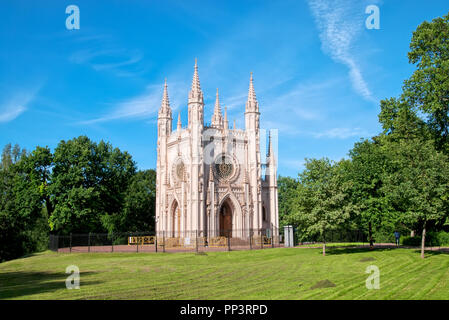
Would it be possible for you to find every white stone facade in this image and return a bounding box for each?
[155,60,278,239]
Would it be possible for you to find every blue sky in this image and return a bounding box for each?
[1,0,448,177]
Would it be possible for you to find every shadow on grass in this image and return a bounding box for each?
[413,248,449,256]
[0,271,100,299]
[324,247,398,255]
[322,245,449,256]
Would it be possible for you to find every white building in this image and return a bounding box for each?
[155,60,278,240]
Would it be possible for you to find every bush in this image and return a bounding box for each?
[401,236,422,246]
[372,230,395,243]
[401,231,449,246]
[429,231,449,246]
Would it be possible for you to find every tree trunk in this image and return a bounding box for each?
[45,195,53,217]
[421,222,426,259]
[369,222,373,250]
[323,242,326,256]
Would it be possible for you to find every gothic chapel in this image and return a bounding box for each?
[155,60,279,241]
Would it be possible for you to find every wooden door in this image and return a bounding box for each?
[219,202,232,238]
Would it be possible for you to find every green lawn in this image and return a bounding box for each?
[1,247,449,300]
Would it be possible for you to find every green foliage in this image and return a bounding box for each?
[289,158,353,240]
[49,136,136,234]
[382,138,449,232]
[277,175,299,229]
[0,136,154,262]
[403,12,449,153]
[102,169,156,233]
[401,236,422,246]
[0,144,46,262]
[402,232,449,246]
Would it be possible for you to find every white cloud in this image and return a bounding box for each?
[79,80,188,125]
[282,158,306,170]
[0,86,41,123]
[68,34,146,77]
[0,105,27,123]
[312,127,368,139]
[308,0,374,101]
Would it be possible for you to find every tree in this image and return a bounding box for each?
[403,12,449,153]
[101,169,156,233]
[0,144,46,262]
[382,138,449,258]
[18,147,54,217]
[48,136,136,234]
[1,144,12,170]
[290,158,353,256]
[378,97,428,141]
[277,176,299,230]
[348,139,394,249]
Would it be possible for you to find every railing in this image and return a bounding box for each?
[49,228,282,253]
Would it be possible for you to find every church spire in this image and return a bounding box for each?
[224,106,229,129]
[158,78,172,118]
[267,130,276,167]
[189,58,203,102]
[211,88,223,128]
[245,72,259,113]
[177,112,182,131]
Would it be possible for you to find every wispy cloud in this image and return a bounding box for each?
[282,158,306,171]
[312,127,369,139]
[259,77,343,135]
[69,47,145,76]
[79,80,188,125]
[308,0,374,101]
[0,105,27,123]
[67,32,147,77]
[0,86,41,123]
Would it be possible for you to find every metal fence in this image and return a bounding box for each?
[49,228,282,253]
[297,229,369,245]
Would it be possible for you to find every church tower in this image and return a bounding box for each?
[155,60,278,242]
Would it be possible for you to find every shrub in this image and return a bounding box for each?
[401,231,449,246]
[401,236,422,246]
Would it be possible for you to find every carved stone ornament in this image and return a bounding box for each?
[213,153,238,182]
[172,157,185,184]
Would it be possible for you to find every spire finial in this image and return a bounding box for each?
[177,112,182,130]
[267,130,272,157]
[267,130,275,167]
[211,87,223,127]
[192,59,200,90]
[224,106,229,129]
[159,78,171,118]
[246,72,258,112]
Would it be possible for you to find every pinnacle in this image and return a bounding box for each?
[177,112,182,130]
[212,88,223,127]
[246,72,259,112]
[224,106,229,129]
[159,78,172,117]
[191,58,202,94]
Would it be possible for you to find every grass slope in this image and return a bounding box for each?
[1,247,448,300]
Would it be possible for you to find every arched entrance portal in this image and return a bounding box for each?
[219,200,233,238]
[172,201,181,238]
